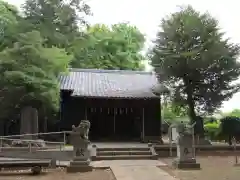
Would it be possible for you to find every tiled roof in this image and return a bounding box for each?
[59,68,159,98]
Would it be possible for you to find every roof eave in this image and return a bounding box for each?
[70,95,160,100]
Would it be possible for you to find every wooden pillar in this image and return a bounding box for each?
[84,108,88,120]
[43,117,48,133]
[142,108,145,141]
[113,108,116,134]
[160,97,162,138]
[0,120,4,136]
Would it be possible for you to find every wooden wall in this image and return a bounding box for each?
[60,91,161,141]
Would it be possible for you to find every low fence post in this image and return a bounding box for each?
[29,142,32,153]
[0,137,2,152]
[63,131,66,146]
[233,137,238,165]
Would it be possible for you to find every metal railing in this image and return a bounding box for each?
[0,131,72,152]
[0,137,65,152]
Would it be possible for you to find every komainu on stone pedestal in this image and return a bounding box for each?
[67,120,93,173]
[172,122,201,170]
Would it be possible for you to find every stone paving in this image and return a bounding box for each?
[98,160,177,180]
[111,165,176,180]
[93,160,176,180]
[92,159,166,168]
[56,159,166,167]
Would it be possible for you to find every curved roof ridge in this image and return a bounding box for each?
[69,68,154,75]
[59,68,159,98]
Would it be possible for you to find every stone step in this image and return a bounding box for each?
[93,155,157,161]
[97,151,152,156]
[97,148,150,152]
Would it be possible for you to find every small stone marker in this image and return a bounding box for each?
[31,166,42,175]
[172,122,201,169]
[67,120,93,173]
[171,127,178,143]
[168,124,179,157]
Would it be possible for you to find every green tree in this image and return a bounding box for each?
[0,0,21,50]
[22,0,91,49]
[0,31,72,118]
[71,23,145,70]
[162,102,188,122]
[0,0,18,32]
[218,116,240,145]
[226,109,240,117]
[150,6,240,123]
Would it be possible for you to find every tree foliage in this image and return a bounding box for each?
[0,0,148,123]
[150,6,240,122]
[163,104,188,121]
[0,0,21,50]
[0,0,77,120]
[225,109,240,117]
[218,116,240,145]
[0,1,18,28]
[0,30,72,118]
[71,23,145,70]
[22,0,91,49]
[162,96,188,121]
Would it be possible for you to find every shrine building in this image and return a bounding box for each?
[59,68,161,142]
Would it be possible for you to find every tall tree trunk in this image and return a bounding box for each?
[186,92,196,123]
[184,79,197,123]
[184,80,205,139]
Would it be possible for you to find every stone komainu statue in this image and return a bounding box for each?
[175,122,193,146]
[176,122,193,138]
[72,120,91,140]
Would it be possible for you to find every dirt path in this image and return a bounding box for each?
[0,168,115,180]
[160,156,240,180]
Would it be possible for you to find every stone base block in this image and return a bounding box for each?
[172,159,201,170]
[66,165,93,173]
[67,159,92,173]
[234,163,240,167]
[73,156,89,161]
[31,166,42,175]
[196,138,212,145]
[142,136,163,144]
[70,160,90,166]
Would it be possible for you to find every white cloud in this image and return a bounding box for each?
[4,0,240,111]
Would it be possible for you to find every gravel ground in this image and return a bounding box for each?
[160,156,240,180]
[0,168,115,180]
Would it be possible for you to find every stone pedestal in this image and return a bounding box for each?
[67,157,92,172]
[196,137,212,145]
[172,134,200,169]
[172,158,201,169]
[67,130,92,173]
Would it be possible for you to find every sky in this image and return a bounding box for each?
[4,0,240,112]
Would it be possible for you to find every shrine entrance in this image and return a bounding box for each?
[86,107,143,141]
[60,96,161,142]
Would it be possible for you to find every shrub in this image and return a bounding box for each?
[204,121,221,140]
[219,116,240,135]
[204,116,240,142]
[218,116,240,143]
[204,117,218,124]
